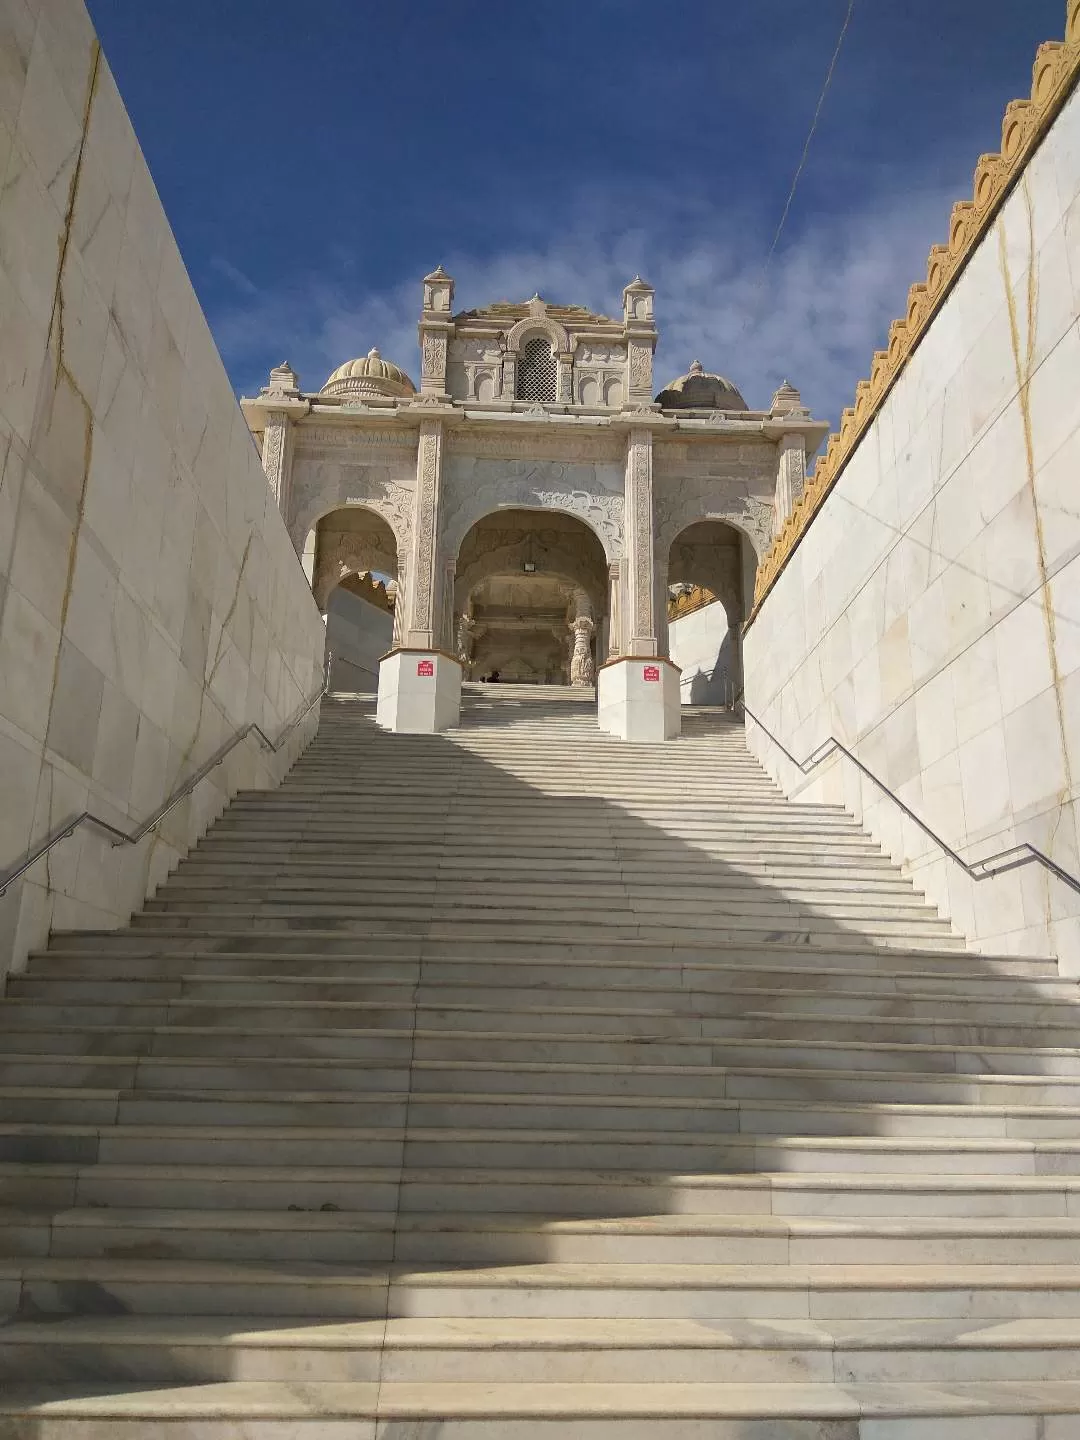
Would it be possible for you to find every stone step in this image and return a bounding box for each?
[8,1022,1079,1079]
[141,890,938,922]
[7,1084,1080,1141]
[11,1255,1080,1323]
[9,1161,1080,1217]
[6,1313,1080,1389]
[8,976,1079,1029]
[13,1207,1080,1269]
[16,998,1074,1050]
[159,872,926,903]
[35,931,1057,975]
[5,1378,1074,1436]
[7,1048,1080,1107]
[126,912,962,948]
[173,856,909,883]
[22,953,1070,1001]
[4,1122,1080,1175]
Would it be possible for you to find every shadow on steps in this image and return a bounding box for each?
[0,690,1077,1435]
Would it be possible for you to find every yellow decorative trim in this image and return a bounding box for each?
[667,585,719,622]
[750,1,1080,618]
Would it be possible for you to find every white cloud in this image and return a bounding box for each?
[209,178,961,431]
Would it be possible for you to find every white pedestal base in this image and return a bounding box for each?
[597,657,682,742]
[376,650,461,733]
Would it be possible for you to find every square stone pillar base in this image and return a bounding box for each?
[376,649,461,733]
[597,656,682,742]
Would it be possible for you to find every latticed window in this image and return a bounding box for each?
[517,336,558,403]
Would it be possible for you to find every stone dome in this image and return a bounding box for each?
[655,359,747,411]
[321,347,416,400]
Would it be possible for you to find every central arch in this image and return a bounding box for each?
[452,508,609,685]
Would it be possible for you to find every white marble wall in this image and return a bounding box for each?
[0,0,325,977]
[744,82,1080,972]
[325,587,394,692]
[669,603,738,706]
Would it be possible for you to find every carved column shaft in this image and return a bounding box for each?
[404,419,445,649]
[626,342,654,408]
[624,429,658,657]
[261,412,293,519]
[557,353,574,404]
[774,433,807,532]
[420,329,449,397]
[607,563,621,658]
[391,559,406,648]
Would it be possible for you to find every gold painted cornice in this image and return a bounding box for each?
[668,585,720,622]
[749,0,1080,621]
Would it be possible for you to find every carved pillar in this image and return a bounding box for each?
[557,351,574,404]
[774,432,807,533]
[456,611,478,675]
[502,353,518,401]
[569,592,596,688]
[419,266,454,399]
[440,560,457,654]
[390,559,406,648]
[622,276,656,409]
[260,412,293,518]
[624,428,658,657]
[403,419,445,648]
[607,563,621,658]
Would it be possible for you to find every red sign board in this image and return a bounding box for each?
[416,660,434,677]
[643,665,661,683]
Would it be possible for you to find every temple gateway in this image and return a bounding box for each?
[242,271,828,739]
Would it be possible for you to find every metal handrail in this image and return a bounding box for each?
[735,696,1080,899]
[0,654,331,898]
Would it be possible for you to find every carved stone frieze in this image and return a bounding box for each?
[628,344,652,392]
[451,337,504,362]
[654,473,775,559]
[289,461,415,554]
[447,431,623,462]
[296,428,415,449]
[441,456,625,561]
[422,332,447,379]
[576,343,625,364]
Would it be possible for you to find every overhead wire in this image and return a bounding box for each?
[739,0,857,332]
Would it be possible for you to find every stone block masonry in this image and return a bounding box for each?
[0,0,326,979]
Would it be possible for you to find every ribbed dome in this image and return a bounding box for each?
[321,347,416,399]
[655,359,747,411]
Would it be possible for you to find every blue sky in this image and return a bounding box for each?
[86,0,1066,425]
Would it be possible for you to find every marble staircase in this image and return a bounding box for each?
[1,686,1080,1436]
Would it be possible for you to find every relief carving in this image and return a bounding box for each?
[422,332,447,378]
[441,456,625,561]
[411,420,442,631]
[289,463,415,555]
[654,474,775,559]
[628,343,652,391]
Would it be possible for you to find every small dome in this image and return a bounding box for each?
[655,359,747,411]
[321,347,416,399]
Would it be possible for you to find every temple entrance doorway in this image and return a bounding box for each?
[665,519,755,706]
[310,506,398,692]
[453,509,608,688]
